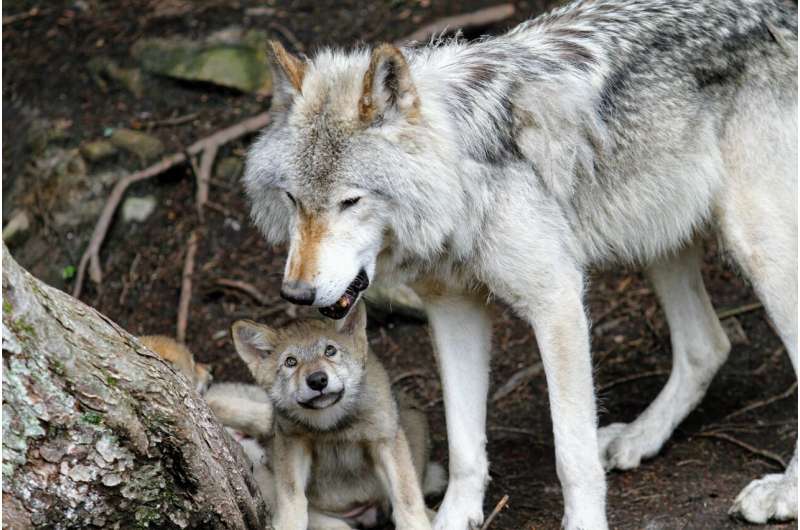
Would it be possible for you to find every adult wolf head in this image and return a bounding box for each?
[244,41,464,319]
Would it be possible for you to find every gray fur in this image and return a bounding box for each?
[244,1,797,527]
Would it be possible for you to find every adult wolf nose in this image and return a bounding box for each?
[306,371,328,391]
[280,280,316,305]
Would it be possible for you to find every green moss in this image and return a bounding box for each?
[11,317,36,338]
[81,412,103,425]
[106,375,118,387]
[50,359,65,376]
[3,300,12,314]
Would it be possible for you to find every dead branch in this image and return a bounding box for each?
[215,278,274,306]
[3,6,52,25]
[718,382,798,424]
[177,230,198,344]
[491,363,544,402]
[395,4,515,45]
[480,494,510,530]
[72,111,270,299]
[597,369,670,393]
[696,431,787,469]
[391,369,431,386]
[716,302,763,320]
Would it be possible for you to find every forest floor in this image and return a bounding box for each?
[3,1,797,529]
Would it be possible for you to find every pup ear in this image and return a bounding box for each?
[231,320,278,371]
[359,44,420,124]
[335,300,368,346]
[269,40,306,109]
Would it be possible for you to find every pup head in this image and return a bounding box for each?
[244,41,455,319]
[231,301,369,430]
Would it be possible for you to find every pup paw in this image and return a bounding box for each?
[729,473,797,524]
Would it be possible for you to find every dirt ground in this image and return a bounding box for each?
[3,1,797,529]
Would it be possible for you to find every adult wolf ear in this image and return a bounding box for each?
[268,40,306,110]
[231,320,279,373]
[334,301,368,352]
[359,44,421,125]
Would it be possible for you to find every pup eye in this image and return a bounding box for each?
[284,356,297,367]
[286,192,296,205]
[325,345,337,357]
[340,197,361,209]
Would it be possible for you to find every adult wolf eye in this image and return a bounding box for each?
[325,345,337,357]
[286,192,296,205]
[340,197,361,209]
[284,356,297,367]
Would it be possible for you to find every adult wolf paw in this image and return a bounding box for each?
[432,482,484,530]
[597,422,651,471]
[729,473,797,524]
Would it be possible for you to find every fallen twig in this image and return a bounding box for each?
[696,431,786,469]
[391,369,431,386]
[597,369,670,393]
[3,6,52,25]
[215,278,273,306]
[396,4,515,45]
[491,363,543,402]
[176,231,198,344]
[72,112,270,298]
[718,382,798,424]
[716,302,763,320]
[480,494,510,530]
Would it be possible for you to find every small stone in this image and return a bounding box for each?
[102,473,123,487]
[80,139,118,162]
[110,129,164,162]
[132,29,271,94]
[3,210,31,246]
[88,57,144,98]
[122,196,157,223]
[215,156,242,180]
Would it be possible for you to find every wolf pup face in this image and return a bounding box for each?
[232,301,369,430]
[244,41,442,320]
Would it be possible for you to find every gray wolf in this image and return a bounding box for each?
[243,0,798,527]
[223,302,445,529]
[139,335,212,394]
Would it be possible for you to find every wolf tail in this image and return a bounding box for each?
[205,383,273,438]
[423,461,447,496]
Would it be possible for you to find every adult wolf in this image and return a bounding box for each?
[244,0,798,527]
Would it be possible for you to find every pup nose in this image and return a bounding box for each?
[280,280,316,305]
[306,371,328,391]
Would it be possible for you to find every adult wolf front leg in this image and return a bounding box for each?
[421,292,493,530]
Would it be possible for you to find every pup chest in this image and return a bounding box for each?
[306,442,383,508]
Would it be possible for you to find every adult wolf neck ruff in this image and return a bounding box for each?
[244,1,798,528]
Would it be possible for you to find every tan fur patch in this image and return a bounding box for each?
[287,211,328,283]
[270,40,306,92]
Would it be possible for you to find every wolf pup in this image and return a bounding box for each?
[139,335,212,394]
[230,301,444,530]
[243,0,797,527]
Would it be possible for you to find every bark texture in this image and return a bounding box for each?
[2,246,270,529]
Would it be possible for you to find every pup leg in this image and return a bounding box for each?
[422,293,492,530]
[272,434,312,530]
[307,509,355,530]
[716,180,797,523]
[599,242,730,470]
[370,429,432,530]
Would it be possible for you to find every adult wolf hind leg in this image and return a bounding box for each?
[599,242,731,470]
[716,98,797,522]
